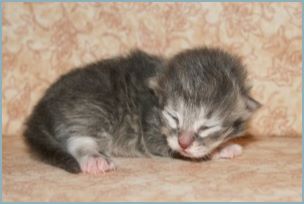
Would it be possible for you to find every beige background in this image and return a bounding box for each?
[2,2,302,137]
[2,3,302,202]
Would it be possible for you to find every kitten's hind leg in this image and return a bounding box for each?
[79,153,115,174]
[67,136,115,174]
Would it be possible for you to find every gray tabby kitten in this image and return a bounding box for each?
[24,47,260,174]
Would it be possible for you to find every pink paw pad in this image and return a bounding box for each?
[80,155,115,174]
[212,144,243,159]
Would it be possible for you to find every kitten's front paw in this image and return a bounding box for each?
[80,155,116,174]
[211,144,242,160]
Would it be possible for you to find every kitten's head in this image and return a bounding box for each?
[150,47,261,158]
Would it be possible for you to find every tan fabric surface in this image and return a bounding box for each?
[3,135,302,202]
[2,2,302,138]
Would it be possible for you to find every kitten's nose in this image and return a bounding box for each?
[178,131,195,150]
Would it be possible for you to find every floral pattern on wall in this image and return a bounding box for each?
[2,2,302,137]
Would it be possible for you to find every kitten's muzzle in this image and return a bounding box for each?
[178,131,195,150]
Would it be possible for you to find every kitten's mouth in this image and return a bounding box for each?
[180,150,190,155]
[177,146,215,159]
[177,150,210,161]
[177,150,195,158]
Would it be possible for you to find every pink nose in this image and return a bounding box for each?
[178,131,195,149]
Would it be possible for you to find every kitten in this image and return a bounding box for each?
[24,47,260,174]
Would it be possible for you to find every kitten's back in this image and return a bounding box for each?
[24,50,164,173]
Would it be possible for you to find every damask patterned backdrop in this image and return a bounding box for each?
[2,2,302,137]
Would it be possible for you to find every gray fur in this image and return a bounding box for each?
[24,47,260,173]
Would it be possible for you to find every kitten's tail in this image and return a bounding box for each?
[24,123,81,174]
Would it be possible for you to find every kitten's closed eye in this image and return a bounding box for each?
[198,125,211,133]
[197,125,221,138]
[167,111,179,123]
[163,110,179,129]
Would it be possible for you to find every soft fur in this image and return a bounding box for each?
[24,47,260,174]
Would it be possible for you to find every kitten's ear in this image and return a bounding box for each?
[244,95,262,112]
[147,76,166,106]
[147,76,160,92]
[147,76,164,96]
